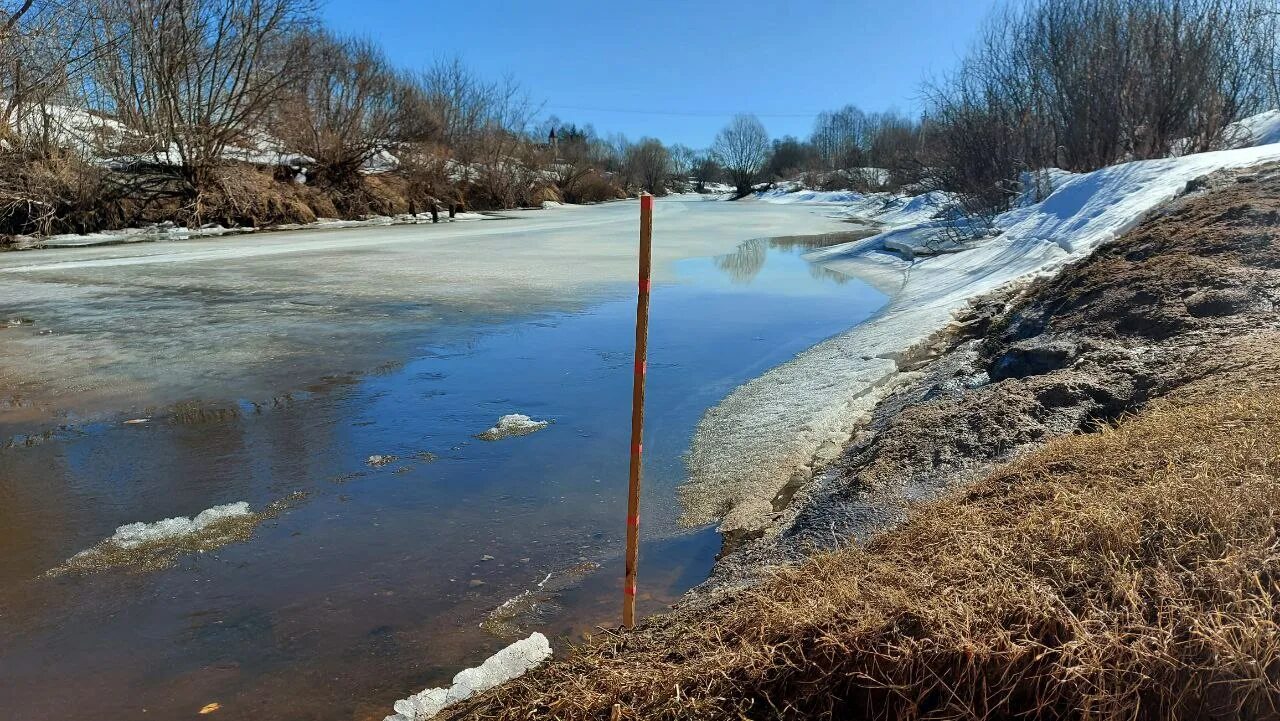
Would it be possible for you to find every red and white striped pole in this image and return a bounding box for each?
[623,193,653,628]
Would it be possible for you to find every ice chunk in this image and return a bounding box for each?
[387,633,552,720]
[109,502,251,549]
[476,414,550,441]
[48,501,258,576]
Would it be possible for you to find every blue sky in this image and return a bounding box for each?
[320,0,999,148]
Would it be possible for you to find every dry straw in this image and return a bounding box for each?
[448,383,1280,720]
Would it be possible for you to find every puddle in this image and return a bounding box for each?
[0,237,885,721]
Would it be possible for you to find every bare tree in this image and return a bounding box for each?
[922,0,1278,215]
[763,136,815,181]
[0,0,100,153]
[666,142,697,190]
[626,137,671,195]
[272,31,400,186]
[691,153,722,193]
[712,114,769,198]
[89,0,313,195]
[416,58,541,208]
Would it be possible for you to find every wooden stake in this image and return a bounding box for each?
[623,193,653,628]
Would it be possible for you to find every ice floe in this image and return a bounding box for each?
[47,501,266,576]
[476,414,550,441]
[107,502,251,549]
[385,633,552,721]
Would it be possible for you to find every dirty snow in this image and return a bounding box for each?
[47,501,256,575]
[15,212,490,250]
[104,502,252,549]
[385,633,552,721]
[685,135,1280,536]
[477,414,550,441]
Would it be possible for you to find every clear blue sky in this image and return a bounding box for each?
[319,0,999,149]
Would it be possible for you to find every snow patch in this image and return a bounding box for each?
[385,633,552,721]
[1222,109,1280,150]
[14,212,489,250]
[477,414,550,441]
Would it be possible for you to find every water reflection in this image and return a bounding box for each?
[712,230,877,285]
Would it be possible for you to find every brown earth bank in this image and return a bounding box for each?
[0,158,627,247]
[438,163,1280,720]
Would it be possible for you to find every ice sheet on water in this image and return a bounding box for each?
[385,633,553,721]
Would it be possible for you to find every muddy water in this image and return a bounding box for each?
[0,232,884,720]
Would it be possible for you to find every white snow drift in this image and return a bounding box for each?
[685,124,1280,536]
[385,633,552,721]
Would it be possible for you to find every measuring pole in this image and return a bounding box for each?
[623,193,653,628]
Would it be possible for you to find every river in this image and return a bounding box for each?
[0,197,885,720]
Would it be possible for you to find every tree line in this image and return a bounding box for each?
[1,0,1278,239]
[0,0,720,238]
[710,0,1280,207]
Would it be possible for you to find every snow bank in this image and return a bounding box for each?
[758,185,957,228]
[106,502,251,549]
[1222,109,1280,150]
[31,223,252,249]
[476,414,550,441]
[14,212,489,250]
[684,140,1280,535]
[385,633,552,721]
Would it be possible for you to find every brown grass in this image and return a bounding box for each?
[450,378,1280,720]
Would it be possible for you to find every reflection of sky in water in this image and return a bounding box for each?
[0,241,888,721]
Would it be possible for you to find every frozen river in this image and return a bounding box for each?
[0,196,885,720]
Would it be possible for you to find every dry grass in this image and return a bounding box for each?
[451,379,1280,720]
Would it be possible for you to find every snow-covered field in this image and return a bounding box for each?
[684,120,1280,536]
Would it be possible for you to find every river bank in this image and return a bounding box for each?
[439,161,1280,718]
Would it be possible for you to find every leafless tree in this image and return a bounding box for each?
[712,114,769,198]
[272,32,400,186]
[667,143,697,186]
[691,153,722,193]
[923,0,1278,215]
[416,57,541,207]
[0,0,101,154]
[626,137,671,195]
[88,0,314,195]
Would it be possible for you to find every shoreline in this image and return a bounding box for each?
[680,141,1280,549]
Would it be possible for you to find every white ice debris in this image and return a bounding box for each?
[385,633,552,721]
[686,122,1280,535]
[103,502,252,550]
[477,414,550,440]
